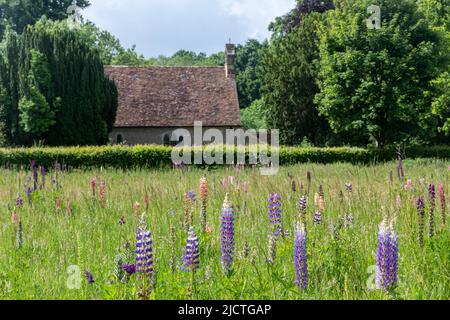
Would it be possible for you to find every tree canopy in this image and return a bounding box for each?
[0,18,117,146]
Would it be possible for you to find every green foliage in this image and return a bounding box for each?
[1,145,450,169]
[0,0,90,38]
[18,85,55,135]
[315,0,448,147]
[235,39,267,109]
[0,18,118,146]
[240,99,267,130]
[263,11,332,146]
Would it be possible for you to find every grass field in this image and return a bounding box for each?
[0,159,449,300]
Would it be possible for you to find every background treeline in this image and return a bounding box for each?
[82,0,450,148]
[0,0,448,148]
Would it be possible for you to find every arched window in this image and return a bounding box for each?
[163,134,171,146]
[116,134,123,144]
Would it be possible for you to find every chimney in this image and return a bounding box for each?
[225,43,236,78]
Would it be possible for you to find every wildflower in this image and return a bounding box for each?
[187,191,196,202]
[144,193,150,211]
[123,263,137,276]
[243,182,248,193]
[84,269,95,284]
[114,253,125,282]
[183,193,193,230]
[12,211,18,224]
[55,197,61,211]
[119,216,126,225]
[428,184,436,237]
[345,183,353,193]
[221,178,227,189]
[268,193,282,237]
[181,227,200,272]
[267,233,278,264]
[291,179,297,193]
[135,222,154,277]
[314,212,322,224]
[90,177,96,197]
[91,178,95,197]
[228,176,234,185]
[438,183,446,225]
[40,166,46,189]
[404,179,412,191]
[319,185,324,200]
[15,194,24,208]
[65,198,72,217]
[200,177,208,232]
[25,185,33,205]
[417,197,425,247]
[16,221,23,249]
[375,220,398,291]
[397,157,405,181]
[31,160,38,190]
[298,196,307,223]
[306,171,312,185]
[221,194,235,275]
[133,202,140,219]
[294,223,308,290]
[346,211,355,226]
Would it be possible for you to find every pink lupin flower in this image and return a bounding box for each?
[12,211,18,224]
[133,202,140,219]
[55,197,61,210]
[404,179,413,191]
[90,177,96,197]
[243,182,248,193]
[99,181,106,208]
[221,178,227,189]
[228,176,235,185]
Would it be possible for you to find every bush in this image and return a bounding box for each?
[0,145,449,170]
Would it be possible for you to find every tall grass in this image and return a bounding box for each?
[0,159,448,300]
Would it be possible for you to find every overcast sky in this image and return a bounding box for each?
[83,0,296,57]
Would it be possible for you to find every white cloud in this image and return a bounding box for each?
[83,0,296,56]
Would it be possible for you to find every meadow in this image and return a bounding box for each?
[0,159,449,300]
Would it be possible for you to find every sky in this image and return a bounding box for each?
[83,0,296,57]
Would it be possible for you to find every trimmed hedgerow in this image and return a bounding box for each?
[0,145,449,169]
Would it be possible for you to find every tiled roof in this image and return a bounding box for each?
[104,66,241,128]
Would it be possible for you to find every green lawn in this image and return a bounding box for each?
[0,159,449,300]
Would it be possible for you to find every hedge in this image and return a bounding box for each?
[0,145,449,169]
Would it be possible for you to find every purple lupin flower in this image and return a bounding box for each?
[375,220,398,291]
[268,193,282,237]
[181,227,199,272]
[15,194,24,208]
[84,269,95,284]
[187,191,196,202]
[417,197,425,247]
[294,223,308,290]
[298,196,307,223]
[25,186,33,205]
[428,184,436,237]
[135,222,154,277]
[314,212,322,224]
[221,194,235,275]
